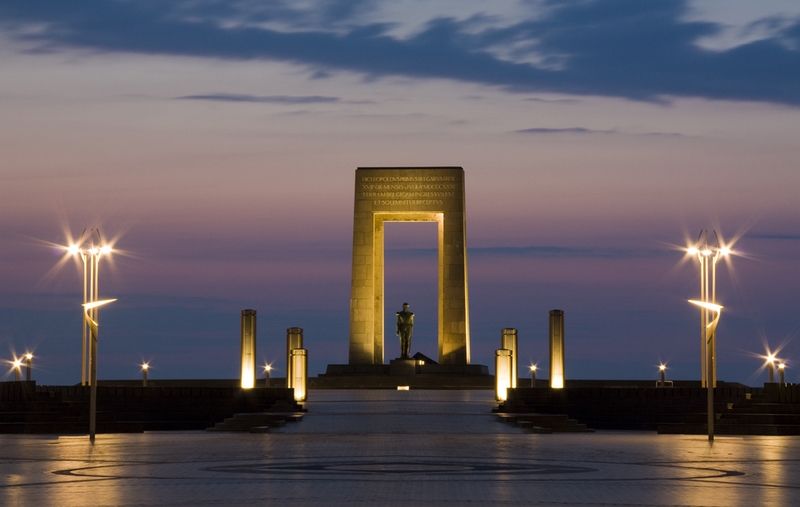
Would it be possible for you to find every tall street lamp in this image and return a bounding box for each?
[687,230,730,387]
[13,359,22,381]
[141,363,149,387]
[83,298,116,444]
[689,299,722,441]
[25,353,33,382]
[67,229,112,386]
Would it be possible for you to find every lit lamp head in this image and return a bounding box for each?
[13,359,22,369]
[659,364,666,371]
[25,353,33,361]
[779,362,786,371]
[530,365,537,372]
[264,364,271,373]
[767,354,776,364]
[141,363,149,371]
[688,300,723,313]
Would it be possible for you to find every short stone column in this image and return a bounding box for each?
[549,310,565,389]
[495,349,512,401]
[501,328,518,389]
[291,348,308,402]
[240,309,257,389]
[286,327,303,388]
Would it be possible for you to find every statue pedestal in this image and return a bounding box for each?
[389,359,417,376]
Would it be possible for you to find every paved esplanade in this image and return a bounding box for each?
[2,390,799,506]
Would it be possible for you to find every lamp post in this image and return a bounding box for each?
[779,362,786,385]
[687,231,730,388]
[264,364,271,388]
[689,299,722,441]
[25,353,33,381]
[659,364,666,386]
[67,229,112,386]
[530,365,537,387]
[767,355,775,383]
[141,363,149,387]
[13,359,22,381]
[83,298,116,444]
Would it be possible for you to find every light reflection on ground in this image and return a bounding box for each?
[0,390,798,506]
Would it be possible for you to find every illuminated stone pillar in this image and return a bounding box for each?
[549,309,565,389]
[240,309,257,389]
[495,349,512,401]
[291,348,308,402]
[286,327,303,389]
[501,328,518,388]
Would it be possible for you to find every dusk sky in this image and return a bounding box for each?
[2,0,799,386]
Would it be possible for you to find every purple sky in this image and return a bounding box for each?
[1,0,800,385]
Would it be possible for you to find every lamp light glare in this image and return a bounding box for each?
[767,354,775,364]
[687,247,698,255]
[68,244,80,255]
[659,364,666,371]
[779,363,786,370]
[100,245,112,255]
[25,353,33,360]
[13,359,22,368]
[720,247,731,256]
[83,298,117,310]
[688,300,723,312]
[530,365,536,372]
[141,363,149,370]
[701,249,712,256]
[264,364,271,372]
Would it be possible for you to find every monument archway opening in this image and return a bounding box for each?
[384,221,440,361]
[349,167,470,365]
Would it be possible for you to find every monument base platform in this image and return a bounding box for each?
[317,362,492,389]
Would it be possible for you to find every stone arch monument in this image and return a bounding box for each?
[348,167,471,365]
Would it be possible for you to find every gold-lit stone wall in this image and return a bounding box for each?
[349,167,471,365]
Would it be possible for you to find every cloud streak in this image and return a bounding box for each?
[2,0,800,104]
[177,94,340,104]
[389,246,672,259]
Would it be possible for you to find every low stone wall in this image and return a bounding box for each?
[501,386,758,430]
[0,381,300,434]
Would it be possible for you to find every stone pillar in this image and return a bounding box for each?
[549,310,565,389]
[240,309,257,389]
[286,327,303,389]
[501,328,518,388]
[291,348,308,402]
[495,349,512,401]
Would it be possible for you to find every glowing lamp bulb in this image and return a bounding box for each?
[687,247,699,255]
[13,359,22,368]
[530,365,537,372]
[720,247,731,256]
[767,354,775,364]
[100,245,112,254]
[701,249,712,256]
[659,365,666,371]
[25,353,33,360]
[141,363,149,370]
[779,363,786,370]
[264,365,271,372]
[68,244,80,255]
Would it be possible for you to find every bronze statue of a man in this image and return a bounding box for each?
[396,302,414,359]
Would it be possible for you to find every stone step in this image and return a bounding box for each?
[207,412,304,432]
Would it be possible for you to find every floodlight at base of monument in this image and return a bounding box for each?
[495,349,512,402]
